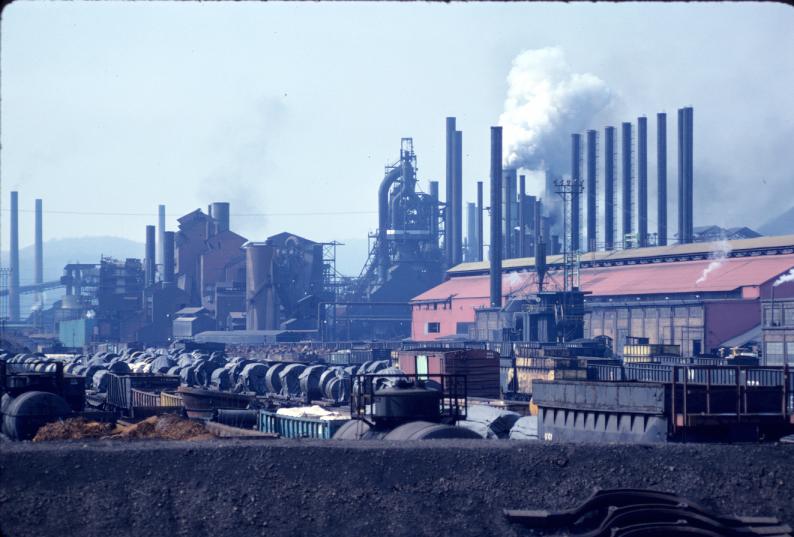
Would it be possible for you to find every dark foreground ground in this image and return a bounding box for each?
[1,439,793,537]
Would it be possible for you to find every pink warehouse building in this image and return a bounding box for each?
[411,235,794,357]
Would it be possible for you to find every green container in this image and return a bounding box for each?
[258,410,349,439]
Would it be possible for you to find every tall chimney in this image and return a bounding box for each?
[476,181,484,262]
[246,243,278,330]
[145,225,156,288]
[604,126,616,251]
[163,231,176,284]
[429,180,439,240]
[466,202,476,262]
[444,117,456,266]
[34,198,43,286]
[490,127,503,309]
[586,129,597,251]
[571,133,582,252]
[621,122,633,248]
[453,130,463,265]
[534,199,547,292]
[157,204,166,274]
[685,107,694,243]
[502,168,517,259]
[8,191,20,322]
[637,116,648,247]
[657,112,667,246]
[210,202,230,234]
[518,174,526,257]
[677,108,685,244]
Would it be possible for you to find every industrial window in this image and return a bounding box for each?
[427,322,441,334]
[416,355,429,379]
[766,342,784,363]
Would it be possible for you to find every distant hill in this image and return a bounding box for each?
[759,206,794,237]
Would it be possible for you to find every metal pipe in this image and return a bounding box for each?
[571,133,581,252]
[163,231,176,284]
[145,225,156,288]
[445,117,456,266]
[453,130,463,265]
[657,113,667,246]
[490,127,503,309]
[621,122,633,248]
[158,204,166,274]
[9,191,19,322]
[429,180,439,241]
[476,181,484,262]
[586,130,597,252]
[604,126,615,251]
[637,117,648,247]
[34,199,43,286]
[377,166,402,283]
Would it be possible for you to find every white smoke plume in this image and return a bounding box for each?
[773,268,794,287]
[499,47,613,176]
[695,239,732,286]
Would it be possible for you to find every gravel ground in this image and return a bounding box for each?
[1,439,793,537]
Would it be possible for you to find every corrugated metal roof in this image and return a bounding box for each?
[448,234,794,275]
[413,254,794,302]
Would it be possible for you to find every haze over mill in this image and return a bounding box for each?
[1,4,794,537]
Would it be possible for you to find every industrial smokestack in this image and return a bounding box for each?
[246,243,278,330]
[637,116,648,247]
[534,199,547,292]
[621,122,633,248]
[476,181,484,262]
[502,168,517,259]
[453,130,463,265]
[685,107,694,243]
[604,126,616,251]
[211,202,230,234]
[34,199,43,286]
[163,231,176,284]
[444,117,456,266]
[586,129,597,252]
[8,191,20,322]
[466,202,476,262]
[429,180,439,240]
[518,175,526,257]
[145,225,156,288]
[157,204,166,275]
[490,127,503,309]
[657,112,667,246]
[571,133,582,252]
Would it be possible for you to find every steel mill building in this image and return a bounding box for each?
[410,235,794,359]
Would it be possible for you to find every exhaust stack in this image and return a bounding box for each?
[163,231,176,284]
[9,191,20,322]
[638,117,648,247]
[210,202,230,235]
[444,117,456,266]
[571,133,581,252]
[621,122,633,248]
[246,243,278,330]
[476,181,484,262]
[35,199,43,287]
[145,225,156,288]
[489,127,503,309]
[158,204,166,274]
[586,130,597,251]
[657,112,667,246]
[604,126,616,251]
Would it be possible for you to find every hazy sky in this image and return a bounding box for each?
[2,1,793,253]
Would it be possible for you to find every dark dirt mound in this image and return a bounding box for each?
[33,418,114,441]
[113,415,213,441]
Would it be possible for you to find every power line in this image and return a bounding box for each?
[0,208,376,217]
